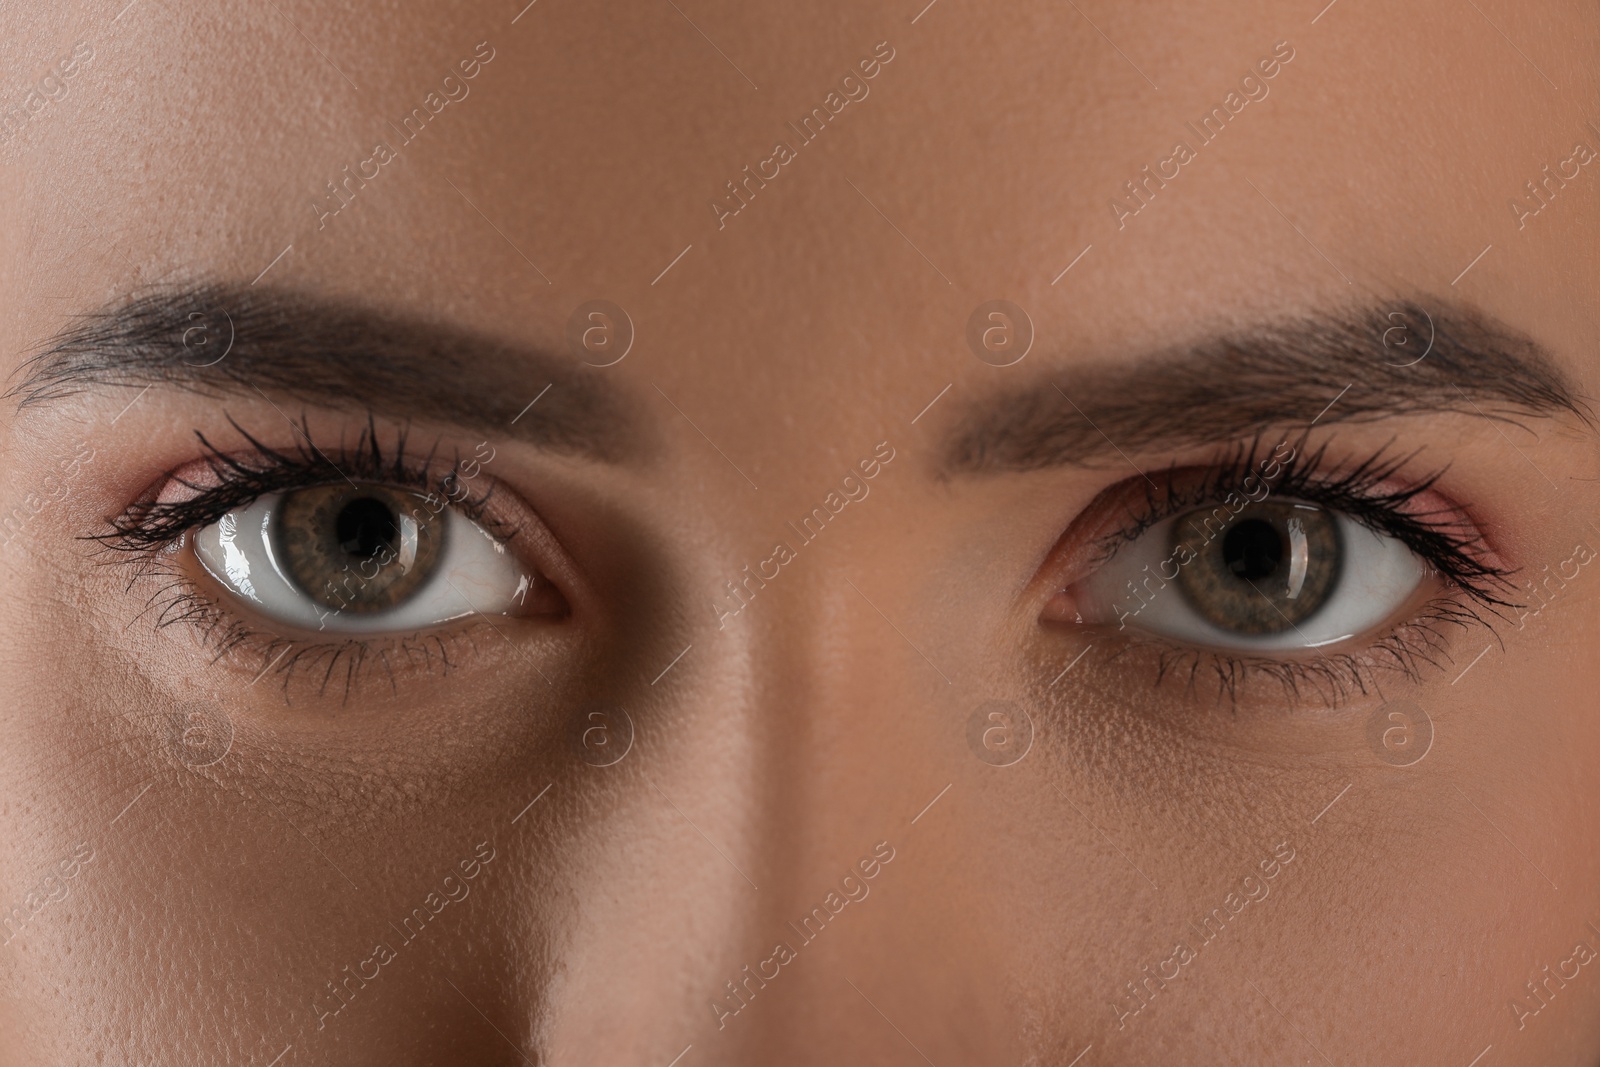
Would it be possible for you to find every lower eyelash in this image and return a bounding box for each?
[128,548,489,702]
[1103,594,1495,709]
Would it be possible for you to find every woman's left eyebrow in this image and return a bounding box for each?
[8,282,647,462]
[940,300,1589,475]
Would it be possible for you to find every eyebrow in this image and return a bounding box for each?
[942,301,1592,474]
[8,284,639,461]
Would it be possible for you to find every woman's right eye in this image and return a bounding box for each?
[192,482,559,633]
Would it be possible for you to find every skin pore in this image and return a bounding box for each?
[0,0,1597,1063]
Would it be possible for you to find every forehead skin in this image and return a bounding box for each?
[0,1,1597,1065]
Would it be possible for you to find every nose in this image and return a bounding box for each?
[539,480,1027,1064]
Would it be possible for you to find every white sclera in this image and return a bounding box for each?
[1075,508,1426,652]
[193,492,530,634]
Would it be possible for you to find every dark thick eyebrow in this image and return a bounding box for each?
[943,300,1591,474]
[8,284,640,461]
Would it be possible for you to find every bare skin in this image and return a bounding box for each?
[0,1,1597,1063]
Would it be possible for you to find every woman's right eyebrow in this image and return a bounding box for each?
[941,300,1591,476]
[8,283,646,462]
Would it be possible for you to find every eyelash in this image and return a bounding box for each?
[96,423,1519,707]
[94,415,516,699]
[1076,434,1521,706]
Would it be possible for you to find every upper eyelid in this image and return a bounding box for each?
[95,425,509,552]
[1103,444,1430,548]
[1076,444,1305,564]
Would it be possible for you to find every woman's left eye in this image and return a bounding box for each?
[1064,499,1427,651]
[192,482,553,633]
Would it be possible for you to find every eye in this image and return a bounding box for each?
[1068,498,1427,651]
[192,482,556,633]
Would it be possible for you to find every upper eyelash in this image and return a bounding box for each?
[1087,431,1522,614]
[92,412,510,554]
[89,414,515,700]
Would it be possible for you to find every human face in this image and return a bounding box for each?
[0,1,1596,1063]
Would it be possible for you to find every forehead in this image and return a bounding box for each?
[0,0,1593,401]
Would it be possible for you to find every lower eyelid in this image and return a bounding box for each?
[119,536,564,699]
[1049,591,1496,712]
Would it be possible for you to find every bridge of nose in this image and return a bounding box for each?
[640,499,1022,1062]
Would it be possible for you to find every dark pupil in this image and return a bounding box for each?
[1222,518,1283,581]
[336,497,399,561]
